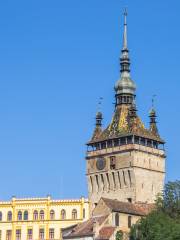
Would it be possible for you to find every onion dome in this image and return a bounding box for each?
[115,74,136,95]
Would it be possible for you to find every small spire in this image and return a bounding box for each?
[96,97,103,127]
[150,95,157,119]
[91,100,103,141]
[149,95,159,135]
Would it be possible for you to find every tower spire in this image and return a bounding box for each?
[114,10,136,105]
[120,9,130,73]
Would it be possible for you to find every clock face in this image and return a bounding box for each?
[96,158,106,171]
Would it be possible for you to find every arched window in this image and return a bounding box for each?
[17,211,22,221]
[61,209,66,220]
[0,212,2,221]
[24,211,28,220]
[72,209,77,220]
[7,211,12,221]
[115,213,119,226]
[50,210,55,220]
[33,210,38,220]
[39,210,44,220]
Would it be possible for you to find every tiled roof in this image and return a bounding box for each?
[89,104,164,144]
[96,227,116,240]
[63,215,108,238]
[102,198,154,216]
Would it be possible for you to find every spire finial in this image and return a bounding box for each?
[97,97,103,112]
[150,95,157,116]
[152,94,156,109]
[124,8,127,17]
[123,8,128,50]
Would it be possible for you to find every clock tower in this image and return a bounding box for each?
[86,11,166,214]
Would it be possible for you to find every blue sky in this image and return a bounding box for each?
[0,0,179,200]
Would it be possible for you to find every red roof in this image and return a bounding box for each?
[102,198,154,216]
[63,215,108,238]
[96,227,116,240]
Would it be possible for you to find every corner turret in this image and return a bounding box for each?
[149,108,159,136]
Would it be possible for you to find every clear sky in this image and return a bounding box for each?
[0,0,179,200]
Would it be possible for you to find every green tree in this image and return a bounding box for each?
[130,181,180,240]
[161,180,180,219]
[116,230,123,240]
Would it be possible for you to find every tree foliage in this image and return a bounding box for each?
[130,181,180,240]
[159,180,180,218]
[116,230,123,240]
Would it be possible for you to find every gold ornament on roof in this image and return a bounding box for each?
[118,106,129,131]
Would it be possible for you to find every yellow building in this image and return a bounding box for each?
[0,196,89,240]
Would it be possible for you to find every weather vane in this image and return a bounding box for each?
[152,94,157,108]
[124,7,128,16]
[97,97,103,112]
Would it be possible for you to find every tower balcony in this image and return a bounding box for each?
[86,136,165,159]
